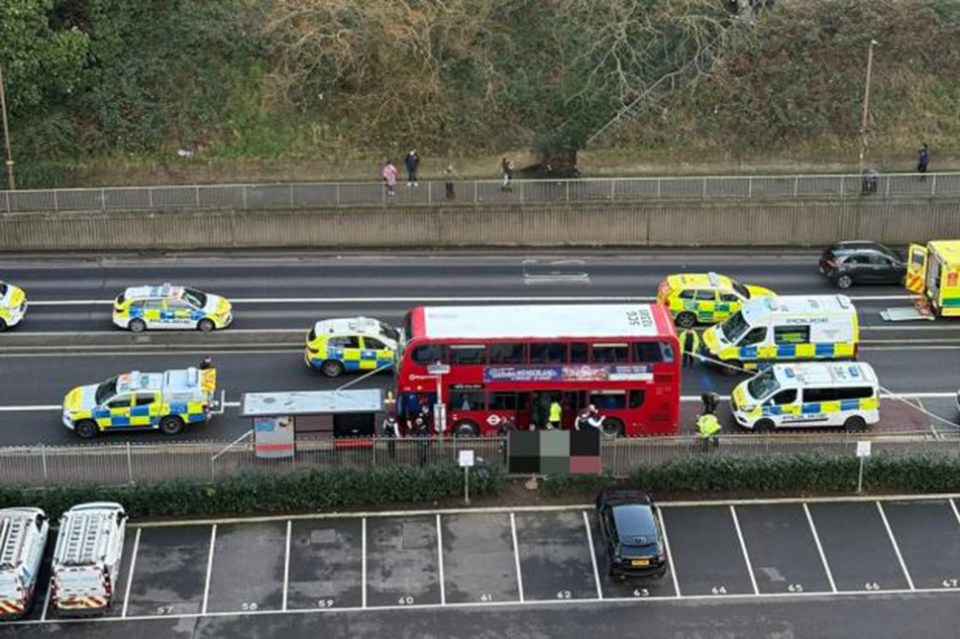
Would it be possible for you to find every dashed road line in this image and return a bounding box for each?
[121,527,142,618]
[582,511,603,600]
[729,505,759,595]
[876,502,915,591]
[510,512,525,603]
[802,503,837,594]
[201,525,218,615]
[657,507,681,598]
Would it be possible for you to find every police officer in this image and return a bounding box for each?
[199,356,215,370]
[548,398,562,430]
[697,412,721,451]
[381,412,400,460]
[414,417,431,466]
[678,326,700,368]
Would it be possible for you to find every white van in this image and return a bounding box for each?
[702,294,859,375]
[731,362,880,431]
[0,508,49,620]
[51,502,127,616]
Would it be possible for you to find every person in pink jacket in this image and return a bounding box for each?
[382,161,398,196]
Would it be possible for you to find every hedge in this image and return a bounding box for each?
[0,465,505,520]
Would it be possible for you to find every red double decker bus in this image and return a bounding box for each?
[396,304,680,437]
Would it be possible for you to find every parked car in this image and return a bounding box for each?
[595,489,667,581]
[819,241,906,289]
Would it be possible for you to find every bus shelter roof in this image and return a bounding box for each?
[241,389,383,417]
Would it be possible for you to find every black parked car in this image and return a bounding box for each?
[819,241,907,289]
[595,489,667,580]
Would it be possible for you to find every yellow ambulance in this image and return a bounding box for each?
[656,272,774,328]
[905,240,960,317]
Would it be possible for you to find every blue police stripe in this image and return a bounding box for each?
[762,405,782,416]
[815,344,834,357]
[777,344,796,358]
[344,360,360,371]
[840,399,860,411]
[802,403,821,414]
[111,416,131,426]
[169,402,188,413]
[741,346,758,359]
[192,310,204,321]
[92,408,109,419]
[187,413,206,423]
[130,405,150,416]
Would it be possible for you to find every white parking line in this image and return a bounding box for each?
[802,503,837,594]
[950,499,960,527]
[40,577,51,621]
[656,508,681,598]
[121,527,142,617]
[201,525,218,615]
[282,520,291,612]
[361,518,367,609]
[436,514,446,606]
[876,502,915,591]
[729,506,759,595]
[510,513,525,603]
[582,511,603,600]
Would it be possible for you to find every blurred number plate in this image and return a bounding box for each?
[631,559,650,567]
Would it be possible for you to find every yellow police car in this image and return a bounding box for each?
[62,366,221,438]
[0,281,27,331]
[113,283,233,333]
[305,317,399,377]
[656,272,774,328]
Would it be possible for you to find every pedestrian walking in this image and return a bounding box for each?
[382,160,398,197]
[444,165,456,200]
[381,412,400,460]
[917,143,930,181]
[501,157,515,192]
[405,149,421,186]
[414,417,430,466]
[548,398,562,430]
[678,326,700,368]
[697,411,721,452]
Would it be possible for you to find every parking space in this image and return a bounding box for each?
[514,511,597,602]
[881,500,960,589]
[365,516,442,608]
[286,519,364,610]
[125,525,211,617]
[204,522,286,614]
[440,513,519,604]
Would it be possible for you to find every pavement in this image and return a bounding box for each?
[3,495,960,638]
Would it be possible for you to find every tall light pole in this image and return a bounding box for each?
[858,39,879,174]
[0,63,14,191]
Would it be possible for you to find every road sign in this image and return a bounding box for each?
[459,450,475,467]
[856,441,872,458]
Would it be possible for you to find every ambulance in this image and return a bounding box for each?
[731,362,879,432]
[0,281,27,331]
[0,508,49,619]
[905,240,960,317]
[701,295,858,375]
[656,272,775,327]
[62,366,223,438]
[305,317,399,377]
[51,502,126,617]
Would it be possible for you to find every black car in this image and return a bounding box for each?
[819,241,907,289]
[595,489,667,580]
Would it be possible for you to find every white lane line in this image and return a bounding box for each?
[510,512,525,603]
[876,502,915,591]
[729,506,759,596]
[121,527,142,618]
[950,498,960,528]
[201,525,218,615]
[582,511,603,600]
[656,508,681,598]
[282,520,292,612]
[40,576,52,621]
[802,504,837,594]
[361,517,367,609]
[436,514,446,606]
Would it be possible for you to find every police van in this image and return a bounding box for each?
[305,317,399,377]
[0,508,49,619]
[701,294,858,375]
[51,502,127,617]
[731,362,879,432]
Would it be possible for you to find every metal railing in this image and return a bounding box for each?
[1,432,957,487]
[2,172,957,214]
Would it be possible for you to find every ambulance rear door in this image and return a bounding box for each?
[905,244,928,294]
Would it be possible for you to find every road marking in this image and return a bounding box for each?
[201,525,217,615]
[361,518,367,609]
[876,502,915,591]
[121,527,142,618]
[729,506,759,595]
[582,511,603,600]
[657,508,681,598]
[436,514,446,606]
[803,503,837,594]
[950,499,960,528]
[282,520,291,612]
[40,575,52,621]
[510,512,525,603]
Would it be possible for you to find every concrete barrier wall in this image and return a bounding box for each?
[1,198,958,250]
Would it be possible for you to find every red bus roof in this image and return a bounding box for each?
[407,304,675,341]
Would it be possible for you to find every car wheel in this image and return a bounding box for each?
[835,274,853,289]
[721,359,743,377]
[754,418,775,433]
[197,319,215,333]
[129,318,147,333]
[844,416,867,432]
[0,319,7,332]
[159,415,185,435]
[75,420,99,439]
[676,312,697,328]
[602,417,624,438]
[453,420,480,437]
[320,360,345,378]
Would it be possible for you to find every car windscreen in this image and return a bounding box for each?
[183,288,208,308]
[378,321,400,342]
[95,377,118,405]
[746,369,780,399]
[731,280,751,299]
[719,311,750,343]
[614,505,658,547]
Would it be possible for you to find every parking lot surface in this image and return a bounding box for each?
[2,495,959,638]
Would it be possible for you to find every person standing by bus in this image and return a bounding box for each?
[548,398,562,430]
[381,412,400,460]
[415,417,431,466]
[678,326,700,368]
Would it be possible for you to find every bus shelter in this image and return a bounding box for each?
[240,389,384,458]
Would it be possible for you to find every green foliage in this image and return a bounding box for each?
[0,465,505,519]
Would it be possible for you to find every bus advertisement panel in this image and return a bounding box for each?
[396,304,680,437]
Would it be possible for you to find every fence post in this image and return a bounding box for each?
[53,189,59,212]
[565,180,570,203]
[40,444,48,483]
[931,174,937,197]
[747,176,753,199]
[474,181,479,205]
[793,176,799,198]
[126,442,134,484]
[148,186,154,210]
[3,189,9,214]
[336,182,342,207]
[242,184,248,210]
[610,179,615,201]
[657,178,662,200]
[372,437,377,469]
[885,175,891,198]
[210,457,216,482]
[101,187,107,212]
[839,175,844,198]
[428,181,433,206]
[195,186,201,208]
[289,183,295,208]
[701,177,707,200]
[520,178,524,204]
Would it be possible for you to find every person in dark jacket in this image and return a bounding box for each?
[917,143,930,182]
[405,149,421,186]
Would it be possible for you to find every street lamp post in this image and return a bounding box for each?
[858,39,879,174]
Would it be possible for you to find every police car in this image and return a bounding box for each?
[305,317,399,377]
[0,281,27,331]
[62,366,222,438]
[656,272,774,328]
[112,283,233,332]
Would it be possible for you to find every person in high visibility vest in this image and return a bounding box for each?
[678,326,700,368]
[548,399,562,430]
[697,412,721,451]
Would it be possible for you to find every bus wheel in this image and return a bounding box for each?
[454,420,479,437]
[844,416,867,432]
[721,360,743,377]
[754,419,775,433]
[601,418,624,438]
[676,312,697,328]
[320,360,345,377]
